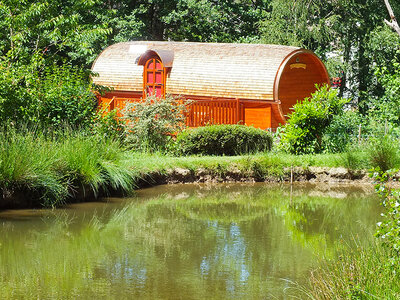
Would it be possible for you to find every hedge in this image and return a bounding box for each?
[175,124,273,156]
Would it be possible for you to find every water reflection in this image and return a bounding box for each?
[0,183,380,299]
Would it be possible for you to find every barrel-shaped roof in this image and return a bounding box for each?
[91,41,301,100]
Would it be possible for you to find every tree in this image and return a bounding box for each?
[259,0,333,50]
[0,0,112,67]
[110,0,270,43]
[259,0,397,115]
[384,0,400,37]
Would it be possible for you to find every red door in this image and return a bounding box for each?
[144,58,165,98]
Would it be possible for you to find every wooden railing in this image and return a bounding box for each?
[186,99,244,127]
[98,96,138,116]
[98,96,244,127]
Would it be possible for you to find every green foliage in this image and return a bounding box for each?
[368,57,400,126]
[367,135,399,172]
[322,110,362,153]
[0,61,37,124]
[123,94,187,152]
[175,125,273,156]
[111,12,145,43]
[57,130,135,197]
[0,127,67,206]
[259,0,397,110]
[36,65,98,128]
[307,240,400,299]
[371,168,400,270]
[91,110,125,141]
[259,0,333,49]
[366,26,400,85]
[160,0,268,42]
[0,61,98,128]
[305,165,400,300]
[340,149,364,171]
[280,85,348,154]
[0,0,112,66]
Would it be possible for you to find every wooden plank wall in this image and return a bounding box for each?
[278,53,330,118]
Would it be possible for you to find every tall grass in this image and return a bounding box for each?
[57,131,136,197]
[0,128,136,207]
[305,241,400,299]
[366,135,399,171]
[0,129,66,206]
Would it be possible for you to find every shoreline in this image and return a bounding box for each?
[0,162,382,210]
[152,166,372,185]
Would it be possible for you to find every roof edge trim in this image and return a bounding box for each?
[136,49,174,67]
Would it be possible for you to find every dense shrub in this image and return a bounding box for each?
[123,94,187,152]
[0,61,37,124]
[91,109,125,141]
[175,124,273,156]
[279,85,348,154]
[321,110,362,153]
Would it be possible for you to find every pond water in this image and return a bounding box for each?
[0,183,381,299]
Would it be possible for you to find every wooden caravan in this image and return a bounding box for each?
[92,41,330,129]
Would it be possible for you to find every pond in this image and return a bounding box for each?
[0,183,381,299]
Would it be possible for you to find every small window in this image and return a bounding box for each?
[143,58,165,98]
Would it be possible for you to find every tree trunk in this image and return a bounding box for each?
[384,0,400,37]
[357,34,369,115]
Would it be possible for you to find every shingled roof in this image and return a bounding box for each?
[91,41,301,101]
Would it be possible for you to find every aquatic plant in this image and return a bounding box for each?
[306,240,400,299]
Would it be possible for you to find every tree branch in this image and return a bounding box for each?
[384,0,400,37]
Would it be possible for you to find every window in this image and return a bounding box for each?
[143,58,165,98]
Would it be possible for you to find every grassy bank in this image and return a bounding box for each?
[0,129,380,208]
[0,129,135,208]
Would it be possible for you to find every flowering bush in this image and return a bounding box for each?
[123,94,187,152]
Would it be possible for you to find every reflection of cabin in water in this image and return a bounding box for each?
[91,41,330,130]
